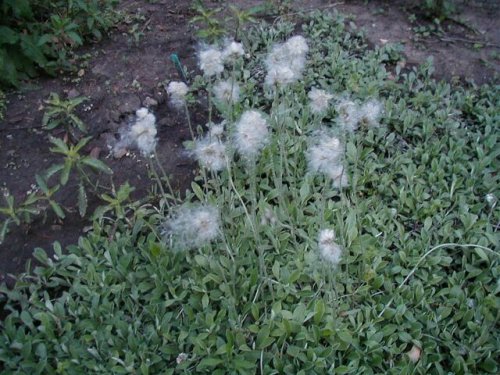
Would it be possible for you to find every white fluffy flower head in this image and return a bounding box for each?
[285,35,309,57]
[308,88,333,114]
[318,229,342,266]
[234,110,269,160]
[163,204,221,250]
[192,135,226,172]
[213,79,240,104]
[130,107,157,156]
[222,40,244,62]
[336,99,360,132]
[265,66,296,87]
[264,35,308,87]
[167,81,189,109]
[209,122,225,138]
[307,132,348,187]
[359,99,383,127]
[199,46,224,77]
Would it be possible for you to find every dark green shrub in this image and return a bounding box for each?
[0,0,118,87]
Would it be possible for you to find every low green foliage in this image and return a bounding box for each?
[42,93,88,137]
[1,9,499,375]
[0,0,118,87]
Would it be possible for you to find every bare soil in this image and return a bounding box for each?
[0,0,498,285]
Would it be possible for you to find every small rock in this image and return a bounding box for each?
[143,96,158,108]
[157,118,171,127]
[117,94,141,115]
[67,89,81,99]
[113,147,128,159]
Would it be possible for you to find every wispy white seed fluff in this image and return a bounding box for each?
[285,35,309,57]
[163,204,221,250]
[192,135,226,172]
[234,110,269,159]
[213,79,240,104]
[307,132,348,188]
[265,66,296,87]
[308,88,333,114]
[318,229,342,266]
[222,40,245,62]
[199,46,224,77]
[359,99,383,127]
[336,99,360,132]
[209,122,225,138]
[166,81,189,109]
[264,35,308,87]
[129,107,157,156]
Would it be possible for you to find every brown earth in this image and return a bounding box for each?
[0,0,498,285]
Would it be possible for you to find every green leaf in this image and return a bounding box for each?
[191,182,204,201]
[81,157,113,174]
[314,299,325,325]
[61,159,72,185]
[49,200,65,219]
[196,357,223,370]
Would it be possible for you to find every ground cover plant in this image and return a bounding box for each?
[0,0,118,87]
[1,8,499,375]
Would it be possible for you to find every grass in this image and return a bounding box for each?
[1,10,499,374]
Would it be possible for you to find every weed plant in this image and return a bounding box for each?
[1,11,499,374]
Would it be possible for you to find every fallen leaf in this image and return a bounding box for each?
[407,345,421,363]
[90,146,101,159]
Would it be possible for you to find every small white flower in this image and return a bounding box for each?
[222,40,244,62]
[176,353,188,365]
[359,99,383,127]
[234,110,269,160]
[336,99,360,132]
[199,47,224,77]
[192,135,226,172]
[485,193,497,207]
[318,229,342,266]
[166,81,189,109]
[130,108,157,156]
[163,204,221,250]
[213,79,240,104]
[308,88,333,114]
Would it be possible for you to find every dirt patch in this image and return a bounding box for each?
[0,0,498,284]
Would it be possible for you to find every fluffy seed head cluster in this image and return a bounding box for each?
[265,35,308,87]
[308,88,333,114]
[234,110,269,160]
[307,132,348,188]
[318,229,342,266]
[213,79,240,104]
[166,81,189,109]
[336,98,383,131]
[199,46,224,77]
[209,122,225,139]
[336,99,360,132]
[163,204,221,250]
[359,99,383,127]
[129,107,157,156]
[192,135,226,172]
[222,40,245,62]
